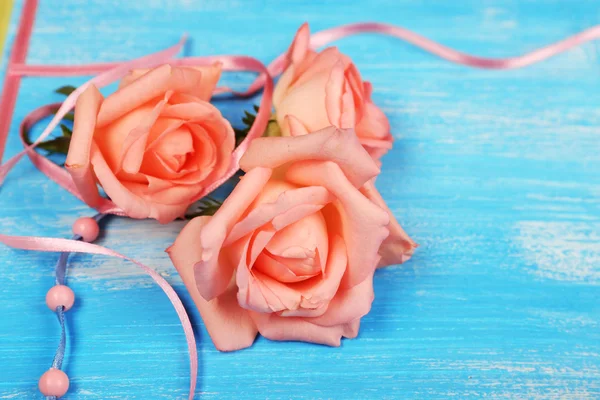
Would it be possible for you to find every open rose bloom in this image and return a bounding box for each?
[273,23,394,159]
[66,63,235,223]
[168,126,416,351]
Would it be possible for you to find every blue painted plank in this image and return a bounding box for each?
[0,0,599,399]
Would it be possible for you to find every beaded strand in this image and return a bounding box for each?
[38,215,104,399]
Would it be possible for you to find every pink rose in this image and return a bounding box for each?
[273,23,393,159]
[167,126,415,351]
[66,63,235,223]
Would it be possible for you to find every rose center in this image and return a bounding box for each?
[254,211,329,283]
[151,126,195,174]
[156,150,192,173]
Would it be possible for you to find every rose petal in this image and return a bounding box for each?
[273,64,296,115]
[325,60,347,128]
[363,81,373,100]
[170,65,221,101]
[291,47,343,91]
[163,105,234,193]
[286,160,389,289]
[361,180,417,267]
[344,63,365,122]
[359,137,393,150]
[191,113,235,185]
[294,234,347,308]
[275,47,345,135]
[339,82,356,129]
[118,69,148,89]
[249,311,347,347]
[184,63,223,101]
[309,272,375,327]
[253,269,302,312]
[193,167,272,300]
[265,211,329,277]
[225,184,333,246]
[190,221,245,302]
[236,228,278,312]
[284,115,309,137]
[186,124,218,171]
[120,92,171,174]
[236,226,310,314]
[237,268,272,313]
[98,64,222,126]
[288,23,310,65]
[95,102,157,172]
[98,64,173,126]
[255,251,313,283]
[275,67,331,133]
[167,216,258,351]
[148,124,217,185]
[278,302,329,318]
[145,118,185,151]
[342,318,361,339]
[240,126,380,189]
[119,63,223,93]
[90,144,187,223]
[356,101,392,140]
[264,247,323,280]
[140,176,199,205]
[65,85,104,207]
[90,144,150,218]
[152,127,195,172]
[160,101,217,121]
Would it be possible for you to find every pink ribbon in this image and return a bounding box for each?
[310,22,600,68]
[0,233,198,399]
[225,21,600,98]
[0,0,37,162]
[19,103,125,215]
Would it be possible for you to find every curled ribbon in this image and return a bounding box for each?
[9,23,599,95]
[0,232,198,399]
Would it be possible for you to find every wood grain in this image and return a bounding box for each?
[0,0,599,398]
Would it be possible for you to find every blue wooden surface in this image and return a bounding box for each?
[1,1,600,399]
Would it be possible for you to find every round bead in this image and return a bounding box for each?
[72,217,99,242]
[46,285,75,311]
[39,368,69,397]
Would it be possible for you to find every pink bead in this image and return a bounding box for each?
[72,217,99,242]
[46,285,75,311]
[39,368,69,397]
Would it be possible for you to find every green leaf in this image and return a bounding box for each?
[60,124,72,137]
[19,87,78,160]
[234,105,281,146]
[264,119,281,137]
[55,85,77,96]
[185,196,223,219]
[21,124,72,155]
[35,136,71,155]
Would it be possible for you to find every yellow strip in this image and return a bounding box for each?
[0,0,14,56]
